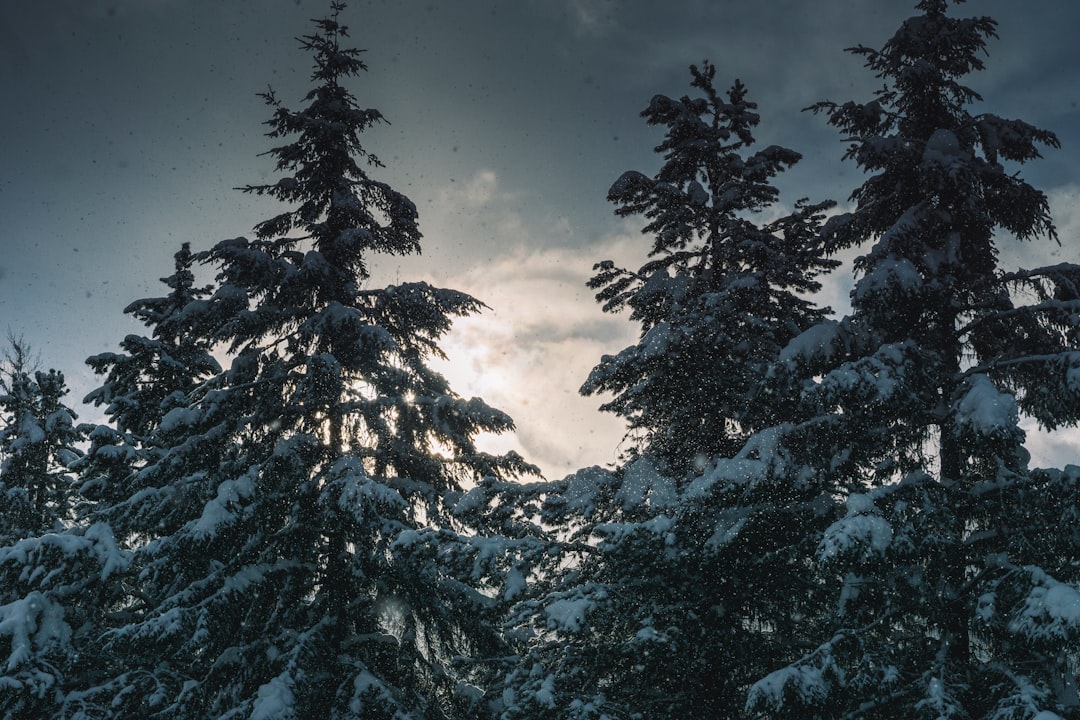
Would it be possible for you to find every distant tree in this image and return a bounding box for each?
[747,2,1080,717]
[79,241,220,535]
[583,61,836,477]
[3,243,225,720]
[84,242,218,443]
[0,339,127,720]
[493,67,839,720]
[0,338,82,537]
[76,4,535,719]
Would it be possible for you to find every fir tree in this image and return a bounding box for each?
[8,243,225,720]
[747,2,1080,717]
[583,61,837,476]
[0,339,82,538]
[78,4,534,719]
[79,241,220,528]
[84,242,218,443]
[494,67,838,720]
[0,340,127,720]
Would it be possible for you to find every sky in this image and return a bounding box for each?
[1,0,1078,478]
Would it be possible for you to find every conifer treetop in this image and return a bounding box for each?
[584,62,836,472]
[810,0,1058,256]
[235,0,420,286]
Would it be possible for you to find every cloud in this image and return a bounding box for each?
[423,232,644,479]
[373,168,653,478]
[563,0,621,36]
[406,170,877,478]
[1049,184,1080,249]
[451,169,502,208]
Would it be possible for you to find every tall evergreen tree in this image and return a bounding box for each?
[582,61,837,476]
[747,2,1080,717]
[494,67,838,720]
[77,4,534,719]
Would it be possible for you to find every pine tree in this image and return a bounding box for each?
[0,339,82,538]
[582,61,837,477]
[78,4,534,718]
[0,341,127,720]
[79,241,220,529]
[494,66,839,720]
[747,2,1080,717]
[8,243,224,720]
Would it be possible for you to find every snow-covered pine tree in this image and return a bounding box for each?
[79,241,221,529]
[77,4,535,719]
[582,61,837,476]
[493,66,839,720]
[0,341,127,720]
[747,2,1080,717]
[0,340,82,538]
[5,242,223,720]
[0,518,127,720]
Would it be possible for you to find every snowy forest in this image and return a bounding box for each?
[4,0,1080,717]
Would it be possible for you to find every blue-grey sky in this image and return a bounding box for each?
[1,0,1078,476]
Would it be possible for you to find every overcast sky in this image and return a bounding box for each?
[1,0,1078,477]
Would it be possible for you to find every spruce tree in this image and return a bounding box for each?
[747,2,1080,717]
[0,341,127,720]
[11,242,225,720]
[0,340,82,538]
[80,241,220,530]
[495,66,838,720]
[78,4,534,719]
[582,61,837,476]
